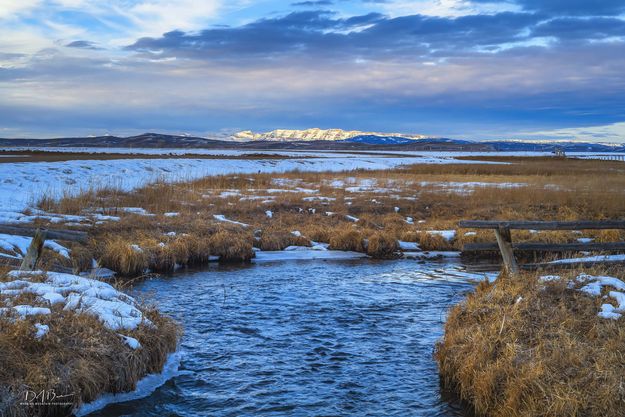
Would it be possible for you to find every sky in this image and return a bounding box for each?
[1,0,625,141]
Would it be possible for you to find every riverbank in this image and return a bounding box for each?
[0,269,180,417]
[436,268,625,417]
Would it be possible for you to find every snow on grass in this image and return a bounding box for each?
[1,305,52,318]
[541,273,625,320]
[577,237,594,243]
[119,207,154,216]
[219,191,241,198]
[302,196,336,201]
[548,254,625,265]
[2,271,151,331]
[417,181,527,194]
[118,334,141,350]
[213,214,249,227]
[265,210,273,218]
[398,241,420,251]
[266,188,318,194]
[34,323,49,339]
[425,230,457,241]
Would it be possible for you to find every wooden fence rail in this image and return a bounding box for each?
[0,225,88,243]
[458,220,625,274]
[458,220,625,231]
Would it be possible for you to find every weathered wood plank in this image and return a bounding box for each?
[0,225,87,242]
[20,229,47,271]
[458,220,625,230]
[464,242,625,252]
[494,226,519,275]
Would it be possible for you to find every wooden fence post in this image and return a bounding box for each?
[20,229,48,271]
[494,226,519,275]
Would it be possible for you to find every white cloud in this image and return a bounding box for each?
[122,0,223,37]
[517,122,625,142]
[0,0,42,19]
[381,0,520,18]
[2,0,231,53]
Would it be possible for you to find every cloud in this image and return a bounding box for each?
[126,10,546,62]
[0,0,41,19]
[377,0,521,18]
[516,122,625,142]
[65,40,102,49]
[513,0,625,16]
[292,0,334,6]
[2,0,625,139]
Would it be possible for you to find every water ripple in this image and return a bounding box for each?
[89,259,490,417]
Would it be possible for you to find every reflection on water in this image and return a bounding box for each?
[90,259,496,416]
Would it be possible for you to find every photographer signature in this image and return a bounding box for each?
[21,389,74,406]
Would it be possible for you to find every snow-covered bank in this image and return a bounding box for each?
[0,154,489,223]
[0,269,180,417]
[1,270,149,331]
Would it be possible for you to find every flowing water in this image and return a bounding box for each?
[91,259,496,417]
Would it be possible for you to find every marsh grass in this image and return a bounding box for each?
[27,156,625,275]
[436,269,625,417]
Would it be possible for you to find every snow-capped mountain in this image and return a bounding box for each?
[234,128,429,141]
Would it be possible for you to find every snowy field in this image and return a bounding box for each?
[0,153,495,224]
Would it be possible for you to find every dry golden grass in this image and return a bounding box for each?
[328,227,365,252]
[100,236,149,276]
[207,230,254,262]
[367,232,400,259]
[0,272,180,417]
[28,156,625,276]
[436,270,625,417]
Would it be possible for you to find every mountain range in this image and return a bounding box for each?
[0,130,623,153]
[234,128,429,141]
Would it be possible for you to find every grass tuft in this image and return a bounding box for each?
[207,230,254,262]
[367,232,400,259]
[329,227,365,252]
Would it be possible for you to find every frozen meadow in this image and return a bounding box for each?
[0,151,495,223]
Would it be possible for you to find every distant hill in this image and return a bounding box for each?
[485,141,625,153]
[344,135,422,145]
[0,132,490,151]
[0,132,623,153]
[0,133,224,148]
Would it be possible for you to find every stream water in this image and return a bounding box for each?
[90,259,496,416]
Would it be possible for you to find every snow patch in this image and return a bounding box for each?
[213,214,249,227]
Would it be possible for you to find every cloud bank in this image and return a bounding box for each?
[0,0,624,140]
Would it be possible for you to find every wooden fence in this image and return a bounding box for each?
[458,220,625,274]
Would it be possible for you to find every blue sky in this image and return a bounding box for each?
[1,0,625,141]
